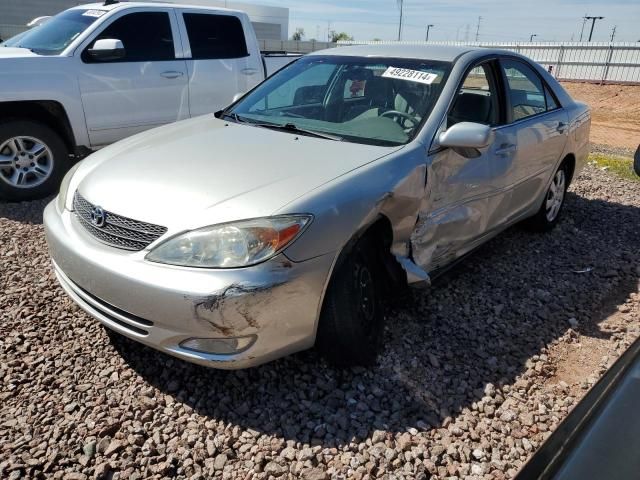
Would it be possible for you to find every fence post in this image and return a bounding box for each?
[601,44,615,85]
[555,45,565,80]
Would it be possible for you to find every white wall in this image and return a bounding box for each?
[146,0,289,40]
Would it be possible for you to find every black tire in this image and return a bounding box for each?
[524,161,570,232]
[317,235,385,366]
[634,144,640,177]
[0,120,70,201]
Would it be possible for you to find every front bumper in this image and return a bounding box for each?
[44,201,334,369]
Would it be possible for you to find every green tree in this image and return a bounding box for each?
[330,31,354,42]
[291,28,305,41]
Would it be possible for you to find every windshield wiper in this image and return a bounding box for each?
[222,113,342,141]
[275,123,343,141]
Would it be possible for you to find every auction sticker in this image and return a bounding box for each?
[382,67,438,85]
[83,10,107,17]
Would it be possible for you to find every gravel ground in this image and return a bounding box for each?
[1,164,639,480]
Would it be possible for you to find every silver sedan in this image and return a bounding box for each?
[44,45,591,369]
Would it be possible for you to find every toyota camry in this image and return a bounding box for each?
[44,45,590,369]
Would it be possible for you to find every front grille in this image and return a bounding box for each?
[73,192,167,251]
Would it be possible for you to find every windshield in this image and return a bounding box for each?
[3,9,105,55]
[230,56,450,146]
[1,30,29,48]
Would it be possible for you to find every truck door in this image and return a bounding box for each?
[177,10,257,117]
[77,9,189,147]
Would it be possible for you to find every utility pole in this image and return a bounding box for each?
[585,16,604,42]
[426,24,434,42]
[610,25,617,42]
[529,34,537,42]
[475,16,482,42]
[397,0,404,41]
[464,24,470,42]
[579,13,588,41]
[327,20,332,42]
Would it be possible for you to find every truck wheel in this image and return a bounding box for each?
[317,234,385,366]
[634,144,640,177]
[0,120,70,201]
[524,161,570,232]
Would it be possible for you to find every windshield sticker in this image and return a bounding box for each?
[82,10,107,18]
[382,67,438,85]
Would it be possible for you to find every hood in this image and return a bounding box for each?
[76,115,401,231]
[0,47,39,58]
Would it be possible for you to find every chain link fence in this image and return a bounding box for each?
[337,40,640,85]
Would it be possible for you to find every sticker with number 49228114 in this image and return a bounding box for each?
[381,67,438,85]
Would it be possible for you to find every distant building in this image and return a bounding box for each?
[0,0,289,41]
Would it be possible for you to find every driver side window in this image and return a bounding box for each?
[448,63,499,127]
[83,12,175,63]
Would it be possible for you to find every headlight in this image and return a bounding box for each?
[145,215,312,268]
[56,162,82,212]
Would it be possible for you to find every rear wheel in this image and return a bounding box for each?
[0,120,70,201]
[634,144,640,177]
[317,235,385,366]
[524,161,569,231]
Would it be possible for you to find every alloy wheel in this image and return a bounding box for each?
[545,169,566,222]
[0,136,54,189]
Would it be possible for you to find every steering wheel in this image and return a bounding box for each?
[380,110,420,128]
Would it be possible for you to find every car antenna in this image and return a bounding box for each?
[103,0,119,5]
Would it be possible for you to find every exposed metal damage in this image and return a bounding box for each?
[191,280,287,336]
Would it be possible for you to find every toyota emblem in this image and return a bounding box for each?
[90,206,107,228]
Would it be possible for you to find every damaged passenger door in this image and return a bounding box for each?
[414,60,509,272]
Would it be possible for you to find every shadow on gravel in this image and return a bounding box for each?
[97,190,640,447]
[0,197,51,224]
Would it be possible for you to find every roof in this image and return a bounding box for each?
[70,2,243,15]
[310,44,479,62]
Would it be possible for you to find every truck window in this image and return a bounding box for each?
[86,12,175,62]
[183,13,248,60]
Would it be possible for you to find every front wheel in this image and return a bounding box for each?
[316,235,385,366]
[524,162,569,231]
[0,120,70,201]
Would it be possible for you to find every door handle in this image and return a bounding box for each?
[495,143,517,157]
[241,68,258,76]
[161,71,184,79]
[556,122,568,133]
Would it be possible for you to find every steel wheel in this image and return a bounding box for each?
[0,136,54,189]
[353,256,377,339]
[545,169,566,222]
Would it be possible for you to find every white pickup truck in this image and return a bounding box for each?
[0,1,298,201]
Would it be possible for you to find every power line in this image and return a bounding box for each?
[397,0,404,41]
[475,16,482,41]
[579,13,588,42]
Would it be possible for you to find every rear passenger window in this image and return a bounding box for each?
[88,12,175,62]
[501,59,548,121]
[545,85,559,110]
[183,13,248,59]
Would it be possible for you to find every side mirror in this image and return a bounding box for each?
[87,38,125,61]
[439,122,495,149]
[438,122,495,158]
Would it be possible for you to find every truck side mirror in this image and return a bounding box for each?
[87,38,125,61]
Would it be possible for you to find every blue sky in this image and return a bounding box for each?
[249,0,640,42]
